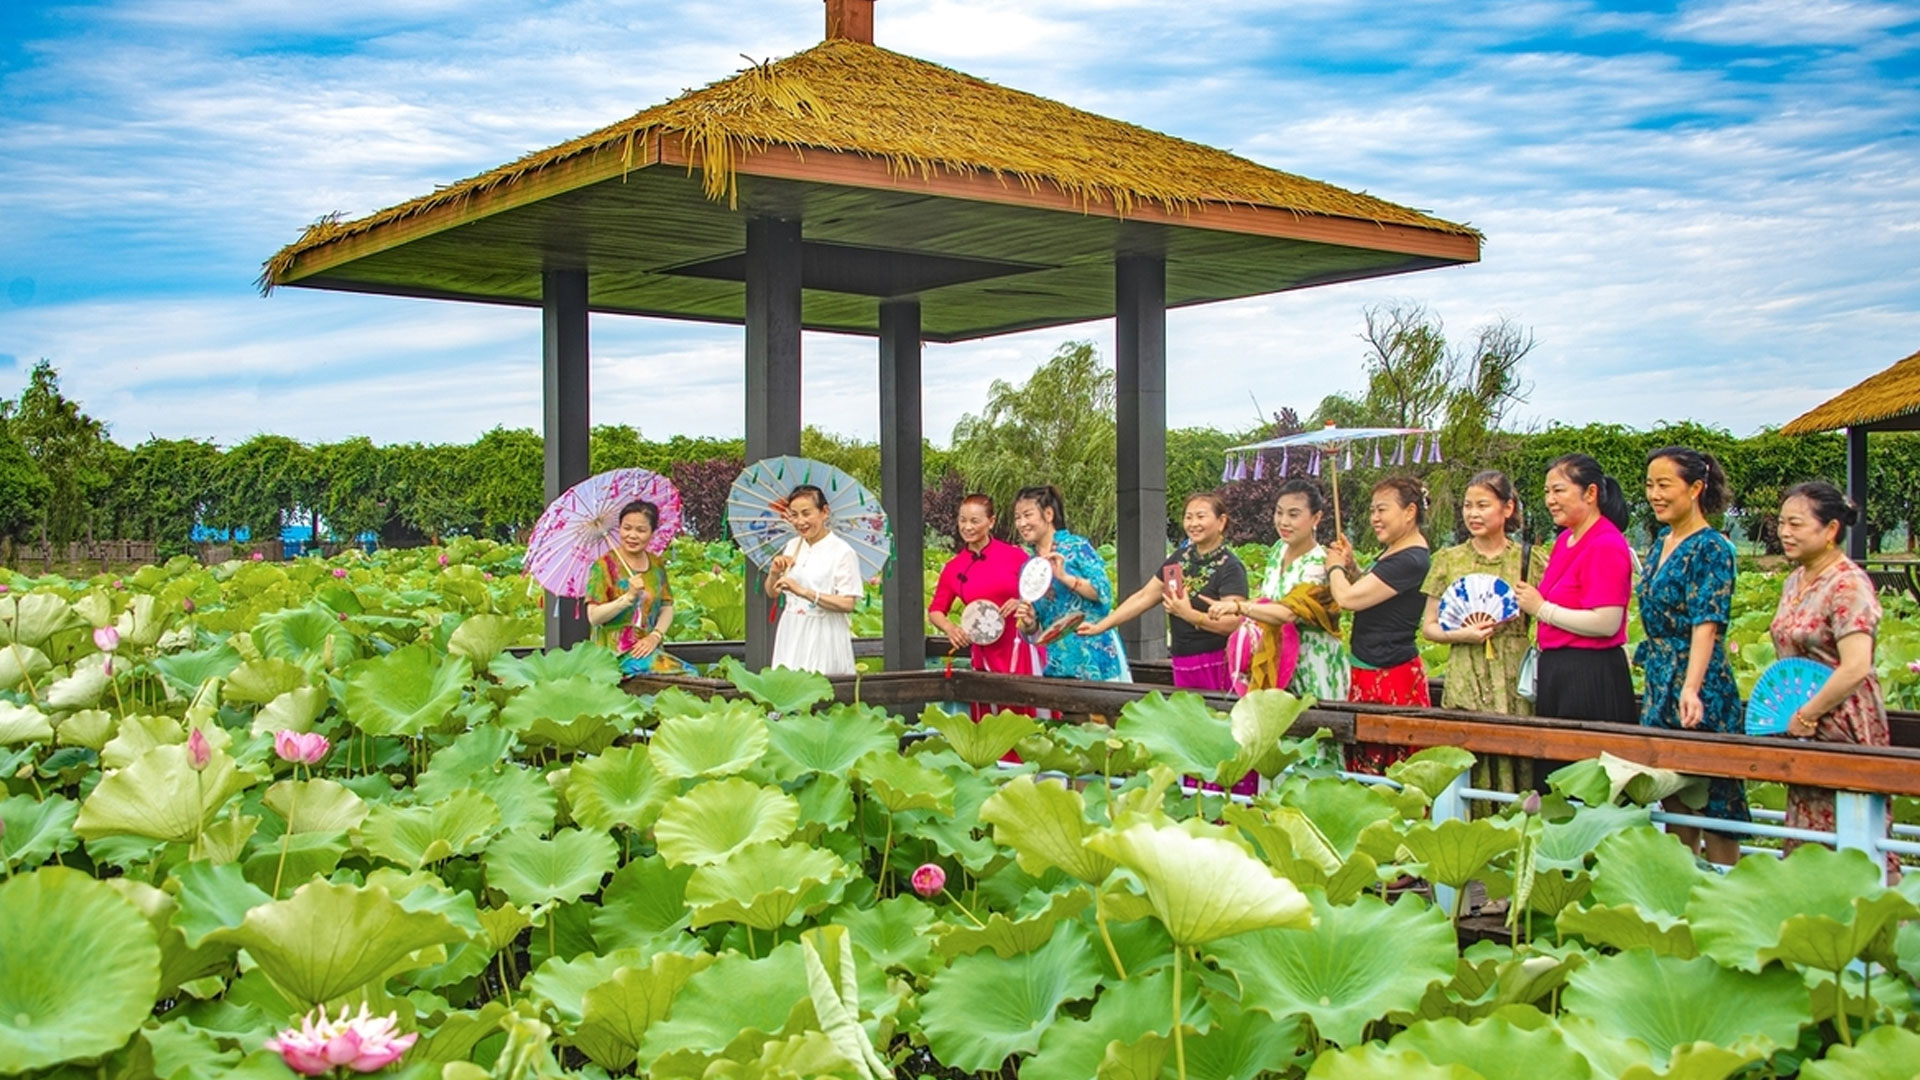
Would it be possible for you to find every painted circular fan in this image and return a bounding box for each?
[1745,657,1834,736]
[960,599,1006,646]
[1436,573,1520,632]
[1032,610,1085,646]
[1018,557,1054,603]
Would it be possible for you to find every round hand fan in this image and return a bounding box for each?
[1745,657,1834,736]
[1437,573,1521,632]
[1032,610,1085,646]
[1018,557,1054,603]
[960,599,1006,646]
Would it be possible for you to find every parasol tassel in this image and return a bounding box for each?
[1393,439,1406,466]
[1253,452,1266,480]
[1220,456,1233,483]
[1310,450,1322,477]
[1372,441,1382,468]
[1233,456,1249,481]
[1430,433,1444,463]
[1343,446,1353,470]
[1280,448,1290,474]
[1414,437,1425,464]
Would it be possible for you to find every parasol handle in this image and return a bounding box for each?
[1329,454,1342,538]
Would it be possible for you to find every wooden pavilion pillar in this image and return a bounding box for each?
[1115,254,1168,663]
[542,268,591,650]
[1847,426,1869,561]
[879,298,925,671]
[745,217,805,669]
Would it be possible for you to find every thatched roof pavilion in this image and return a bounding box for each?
[264,0,1482,665]
[1782,347,1920,559]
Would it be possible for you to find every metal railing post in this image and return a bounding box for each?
[1430,771,1471,916]
[1833,790,1889,864]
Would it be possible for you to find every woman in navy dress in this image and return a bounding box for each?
[1636,445,1747,865]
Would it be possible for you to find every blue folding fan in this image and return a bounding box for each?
[1745,657,1834,736]
[1436,573,1520,632]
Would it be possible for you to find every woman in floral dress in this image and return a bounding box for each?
[1217,479,1346,703]
[1771,480,1895,877]
[1010,485,1129,682]
[1637,446,1747,866]
[1420,470,1539,798]
[585,500,695,677]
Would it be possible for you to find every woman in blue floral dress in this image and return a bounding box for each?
[1636,446,1747,865]
[1010,485,1129,682]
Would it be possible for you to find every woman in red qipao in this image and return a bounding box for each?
[928,494,1043,719]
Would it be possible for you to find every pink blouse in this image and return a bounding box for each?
[1536,516,1633,650]
[930,537,1042,676]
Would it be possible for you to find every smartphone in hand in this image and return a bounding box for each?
[1162,563,1184,593]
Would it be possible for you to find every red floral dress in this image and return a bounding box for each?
[1769,558,1894,872]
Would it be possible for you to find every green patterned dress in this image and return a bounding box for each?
[1421,539,1541,796]
[1258,543,1348,704]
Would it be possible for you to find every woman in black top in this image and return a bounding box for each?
[1327,476,1433,773]
[1081,492,1247,690]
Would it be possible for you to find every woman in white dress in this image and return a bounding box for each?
[765,484,863,675]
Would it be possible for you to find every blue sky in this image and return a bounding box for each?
[1,0,1916,449]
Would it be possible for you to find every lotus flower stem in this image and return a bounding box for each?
[1093,891,1127,979]
[1836,966,1854,1046]
[1171,946,1187,1080]
[941,888,987,929]
[1862,968,1875,1036]
[745,926,757,959]
[495,952,513,1005]
[271,777,299,898]
[878,813,895,898]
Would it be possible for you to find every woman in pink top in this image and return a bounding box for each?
[1515,453,1637,723]
[929,494,1043,718]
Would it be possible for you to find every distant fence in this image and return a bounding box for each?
[7,539,160,570]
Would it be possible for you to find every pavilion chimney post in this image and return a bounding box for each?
[1847,426,1869,561]
[1115,254,1169,663]
[824,0,875,44]
[745,217,805,669]
[879,298,925,672]
[542,267,592,650]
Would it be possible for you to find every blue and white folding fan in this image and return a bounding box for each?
[1745,657,1834,736]
[1436,573,1521,631]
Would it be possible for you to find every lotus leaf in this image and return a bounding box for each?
[591,856,696,950]
[530,947,650,1023]
[654,777,800,867]
[253,604,360,670]
[222,656,309,706]
[573,951,717,1071]
[1532,803,1650,871]
[484,827,620,908]
[569,744,672,832]
[898,756,1002,868]
[0,701,52,745]
[501,673,646,736]
[637,941,814,1070]
[98,712,184,767]
[800,926,892,1080]
[719,657,834,714]
[249,686,330,736]
[1306,1045,1480,1079]
[933,889,1092,959]
[1549,753,1703,808]
[211,877,469,1007]
[1383,745,1478,801]
[168,859,273,947]
[1114,691,1241,781]
[840,896,937,974]
[359,788,502,868]
[460,760,559,834]
[264,777,367,833]
[241,829,348,891]
[0,868,162,1073]
[46,655,111,710]
[794,772,857,834]
[919,706,1039,769]
[763,705,898,779]
[1022,964,1206,1080]
[1229,689,1316,780]
[345,643,470,735]
[413,1002,513,1066]
[74,743,253,844]
[1563,950,1808,1065]
[0,592,84,648]
[1388,1014,1591,1080]
[415,726,518,799]
[920,923,1103,1072]
[1800,1023,1920,1079]
[1398,817,1520,890]
[0,641,51,691]
[448,613,526,668]
[650,702,771,779]
[1087,822,1313,946]
[685,841,850,930]
[0,792,78,868]
[1688,843,1915,973]
[1174,1000,1307,1080]
[149,642,242,698]
[1210,892,1457,1047]
[979,775,1115,884]
[1279,776,1401,859]
[489,640,623,687]
[851,749,955,813]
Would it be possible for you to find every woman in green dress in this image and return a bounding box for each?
[1216,479,1346,702]
[1419,470,1540,798]
[585,500,696,677]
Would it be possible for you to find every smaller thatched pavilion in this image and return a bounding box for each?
[1782,346,1920,560]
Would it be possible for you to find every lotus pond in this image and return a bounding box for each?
[6,545,1920,1079]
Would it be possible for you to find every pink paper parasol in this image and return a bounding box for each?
[524,468,682,598]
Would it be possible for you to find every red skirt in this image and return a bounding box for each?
[1345,657,1431,775]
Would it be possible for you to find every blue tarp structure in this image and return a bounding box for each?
[188,524,377,558]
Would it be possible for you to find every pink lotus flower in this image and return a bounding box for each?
[182,597,196,614]
[332,568,349,579]
[911,863,946,898]
[187,728,212,772]
[0,584,9,594]
[1908,660,1920,676]
[274,730,331,766]
[113,579,124,590]
[438,553,449,567]
[252,551,265,562]
[265,1004,417,1075]
[93,626,120,653]
[1727,640,1741,654]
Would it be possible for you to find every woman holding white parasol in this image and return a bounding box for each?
[764,484,863,676]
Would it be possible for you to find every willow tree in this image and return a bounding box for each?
[951,341,1117,544]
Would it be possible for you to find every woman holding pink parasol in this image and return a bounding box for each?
[585,500,695,677]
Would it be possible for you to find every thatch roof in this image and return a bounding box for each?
[263,40,1476,287]
[1782,348,1920,435]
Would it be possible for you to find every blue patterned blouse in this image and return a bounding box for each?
[1029,529,1130,682]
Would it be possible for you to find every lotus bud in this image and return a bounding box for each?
[1908,659,1920,676]
[910,863,946,898]
[298,732,332,765]
[113,579,124,589]
[438,553,449,567]
[251,551,264,561]
[332,568,349,579]
[182,597,196,614]
[93,626,120,653]
[1521,791,1542,816]
[187,728,212,772]
[338,612,349,623]
[0,584,9,593]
